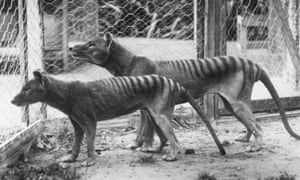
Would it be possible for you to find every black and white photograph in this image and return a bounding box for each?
[0,0,300,179]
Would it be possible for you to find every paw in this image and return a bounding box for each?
[246,143,263,152]
[138,146,161,153]
[126,141,143,150]
[81,157,96,167]
[58,154,77,163]
[235,135,250,143]
[162,154,177,162]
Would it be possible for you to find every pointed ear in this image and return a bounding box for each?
[33,70,45,86]
[103,32,113,50]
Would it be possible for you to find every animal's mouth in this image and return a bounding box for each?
[70,51,89,59]
[11,99,25,106]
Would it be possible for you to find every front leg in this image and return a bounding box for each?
[82,123,97,166]
[60,117,84,163]
[132,109,155,149]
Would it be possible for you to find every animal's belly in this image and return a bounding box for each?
[94,100,143,121]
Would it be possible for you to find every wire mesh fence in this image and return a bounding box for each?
[40,0,198,73]
[0,0,44,145]
[225,0,299,94]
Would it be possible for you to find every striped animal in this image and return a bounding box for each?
[70,33,300,152]
[11,71,225,166]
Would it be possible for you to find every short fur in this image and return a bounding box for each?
[70,33,300,152]
[12,71,225,166]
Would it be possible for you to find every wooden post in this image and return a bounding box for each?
[26,0,47,121]
[62,0,68,68]
[195,0,205,59]
[203,0,226,122]
[39,0,47,120]
[18,0,29,125]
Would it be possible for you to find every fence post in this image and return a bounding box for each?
[19,0,29,126]
[62,0,69,69]
[203,0,226,122]
[26,0,47,121]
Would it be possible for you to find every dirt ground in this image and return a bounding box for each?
[2,116,300,180]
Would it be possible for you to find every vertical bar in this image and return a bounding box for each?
[62,0,68,68]
[296,0,299,53]
[196,0,205,59]
[193,0,198,59]
[18,0,29,125]
[214,0,226,119]
[203,0,216,123]
[95,0,99,37]
[39,0,48,120]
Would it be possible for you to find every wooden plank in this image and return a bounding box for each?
[220,109,300,123]
[218,96,300,115]
[0,120,43,173]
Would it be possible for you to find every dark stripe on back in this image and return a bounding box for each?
[143,76,151,91]
[158,76,165,93]
[205,58,215,76]
[185,60,197,79]
[211,57,222,75]
[227,56,237,71]
[151,75,158,91]
[219,56,230,73]
[190,59,202,78]
[110,78,122,92]
[118,78,131,97]
[174,60,183,72]
[248,60,254,82]
[255,64,261,80]
[136,76,145,91]
[128,77,138,93]
[198,60,207,77]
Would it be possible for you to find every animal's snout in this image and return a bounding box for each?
[11,98,18,105]
[69,47,73,51]
[11,97,22,106]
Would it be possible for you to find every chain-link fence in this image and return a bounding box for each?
[40,0,199,73]
[0,0,44,145]
[225,0,299,94]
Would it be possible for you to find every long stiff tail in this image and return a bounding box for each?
[259,69,300,139]
[180,87,226,155]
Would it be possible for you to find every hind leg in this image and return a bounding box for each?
[222,99,253,142]
[230,101,263,152]
[147,108,182,161]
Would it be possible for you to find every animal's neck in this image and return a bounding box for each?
[105,41,135,76]
[43,77,76,114]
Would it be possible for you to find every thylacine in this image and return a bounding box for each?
[70,33,300,152]
[12,71,225,166]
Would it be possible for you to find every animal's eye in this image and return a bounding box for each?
[89,43,95,48]
[23,89,31,95]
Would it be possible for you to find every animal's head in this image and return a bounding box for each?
[69,32,113,66]
[11,71,47,106]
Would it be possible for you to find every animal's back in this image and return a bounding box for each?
[154,56,262,95]
[75,75,181,120]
